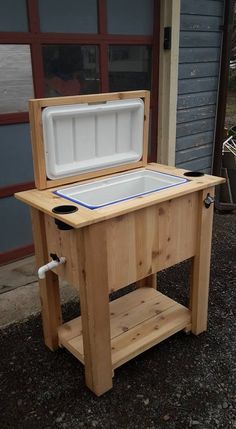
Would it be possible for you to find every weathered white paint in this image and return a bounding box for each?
[157,0,181,166]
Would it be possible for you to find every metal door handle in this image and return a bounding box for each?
[204,193,214,208]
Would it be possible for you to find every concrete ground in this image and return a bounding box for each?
[0,212,235,429]
[0,257,78,327]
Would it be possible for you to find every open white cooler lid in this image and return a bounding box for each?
[42,98,144,180]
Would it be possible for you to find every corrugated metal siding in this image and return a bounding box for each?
[176,0,224,172]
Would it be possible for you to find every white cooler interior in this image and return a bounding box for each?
[42,98,144,179]
[55,169,188,209]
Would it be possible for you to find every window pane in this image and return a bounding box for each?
[39,0,97,33]
[0,198,32,253]
[0,0,28,32]
[109,46,152,92]
[42,45,100,96]
[0,124,33,187]
[107,0,153,35]
[0,45,34,114]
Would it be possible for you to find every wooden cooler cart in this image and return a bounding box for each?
[16,91,224,396]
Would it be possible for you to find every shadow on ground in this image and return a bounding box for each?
[0,213,235,429]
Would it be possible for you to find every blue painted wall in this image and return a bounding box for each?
[176,0,224,173]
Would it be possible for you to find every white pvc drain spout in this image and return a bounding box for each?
[38,257,66,279]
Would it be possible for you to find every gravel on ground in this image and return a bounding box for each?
[0,213,235,429]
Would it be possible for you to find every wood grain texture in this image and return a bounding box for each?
[181,0,223,17]
[179,31,222,48]
[178,90,217,110]
[35,90,149,107]
[178,63,219,80]
[177,105,216,124]
[44,215,80,288]
[86,192,199,293]
[16,187,97,228]
[31,208,62,350]
[176,144,213,164]
[179,47,221,64]
[28,185,219,297]
[142,89,150,164]
[29,100,47,189]
[177,0,224,173]
[190,187,215,335]
[76,225,113,396]
[58,288,191,370]
[15,164,225,229]
[176,131,214,151]
[180,14,222,32]
[26,168,219,395]
[24,77,222,398]
[178,77,218,95]
[175,156,213,172]
[176,118,215,138]
[136,273,157,289]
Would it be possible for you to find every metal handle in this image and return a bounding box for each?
[204,193,214,209]
[50,253,60,262]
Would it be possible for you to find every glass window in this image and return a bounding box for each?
[107,0,153,35]
[0,45,34,114]
[0,198,32,253]
[0,0,28,32]
[39,0,97,33]
[42,45,99,97]
[109,45,152,92]
[0,124,33,187]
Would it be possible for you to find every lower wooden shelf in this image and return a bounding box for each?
[58,287,191,370]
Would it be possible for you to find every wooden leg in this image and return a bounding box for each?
[136,273,157,289]
[190,188,215,335]
[77,225,113,396]
[31,208,62,350]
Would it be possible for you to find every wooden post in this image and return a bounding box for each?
[190,187,215,335]
[31,208,62,350]
[77,224,113,396]
[136,273,157,289]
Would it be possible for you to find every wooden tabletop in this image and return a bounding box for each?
[15,163,225,229]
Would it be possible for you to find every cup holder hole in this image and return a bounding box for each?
[184,171,204,177]
[52,205,78,214]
